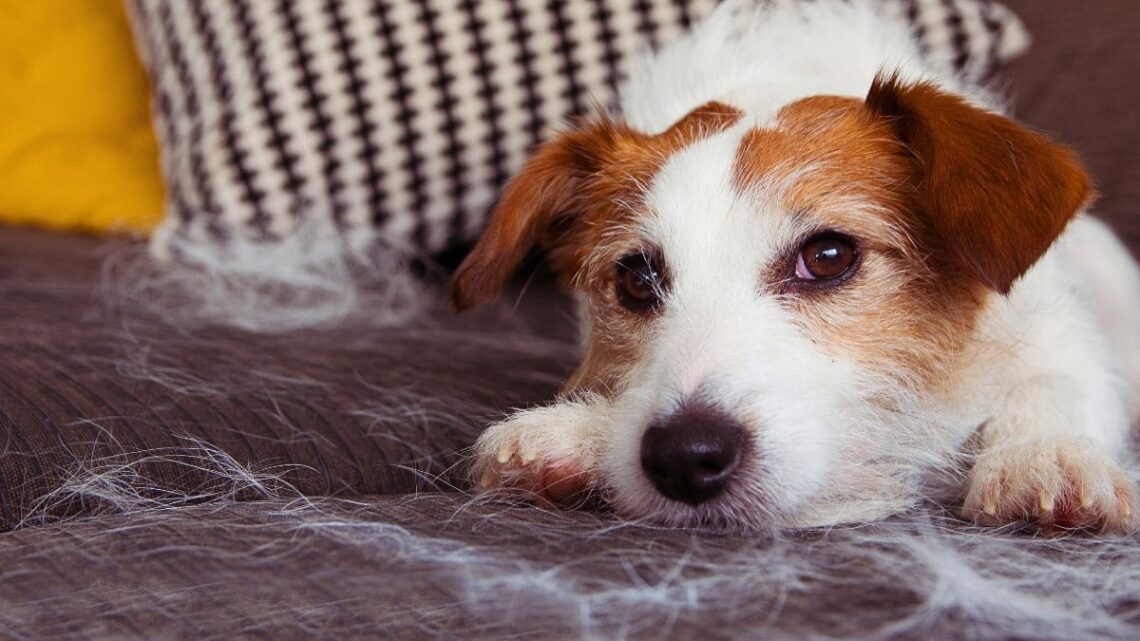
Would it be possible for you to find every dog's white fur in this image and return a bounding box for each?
[467,0,1140,532]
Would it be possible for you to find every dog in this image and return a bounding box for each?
[452,0,1140,533]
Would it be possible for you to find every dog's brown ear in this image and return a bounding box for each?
[453,102,743,311]
[451,126,612,311]
[866,74,1093,294]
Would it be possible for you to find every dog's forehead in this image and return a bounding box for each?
[636,97,907,272]
[643,125,792,275]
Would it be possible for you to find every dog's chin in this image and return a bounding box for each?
[601,468,808,534]
[605,482,915,532]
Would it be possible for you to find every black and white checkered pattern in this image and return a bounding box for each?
[126,0,1029,259]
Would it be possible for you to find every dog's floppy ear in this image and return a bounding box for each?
[453,102,742,311]
[451,125,611,311]
[866,74,1093,294]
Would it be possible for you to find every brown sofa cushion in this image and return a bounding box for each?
[0,226,576,530]
[2,493,1137,640]
[999,0,1140,250]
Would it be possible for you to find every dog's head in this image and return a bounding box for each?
[454,76,1092,529]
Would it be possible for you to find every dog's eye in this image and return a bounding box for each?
[795,233,858,282]
[616,252,664,313]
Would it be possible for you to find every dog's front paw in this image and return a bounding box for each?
[471,402,600,506]
[962,438,1137,534]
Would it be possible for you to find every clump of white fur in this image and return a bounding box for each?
[18,436,310,528]
[103,219,433,333]
[14,441,1140,641]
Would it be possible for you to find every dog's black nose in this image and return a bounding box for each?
[640,403,747,505]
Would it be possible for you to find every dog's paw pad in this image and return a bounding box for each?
[963,440,1138,535]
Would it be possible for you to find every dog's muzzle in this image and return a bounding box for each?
[639,401,748,505]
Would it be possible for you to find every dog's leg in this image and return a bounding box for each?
[962,376,1137,533]
[471,397,609,505]
[1060,216,1140,421]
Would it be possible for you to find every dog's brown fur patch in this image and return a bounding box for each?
[558,103,743,396]
[454,103,742,396]
[726,80,1090,388]
[865,74,1094,294]
[453,102,742,312]
[727,95,978,386]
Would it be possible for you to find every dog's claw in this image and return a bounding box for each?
[964,440,1138,535]
[480,468,497,489]
[472,406,598,507]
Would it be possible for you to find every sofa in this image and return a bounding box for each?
[2,1,1139,639]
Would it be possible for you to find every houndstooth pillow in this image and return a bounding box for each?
[126,0,1030,260]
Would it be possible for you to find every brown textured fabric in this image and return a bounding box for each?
[0,496,911,640]
[1,494,1137,640]
[0,2,1138,639]
[0,227,576,530]
[999,0,1140,250]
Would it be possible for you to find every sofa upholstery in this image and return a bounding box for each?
[2,1,1138,639]
[0,227,577,530]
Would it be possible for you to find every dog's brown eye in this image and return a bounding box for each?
[616,252,664,313]
[796,233,858,282]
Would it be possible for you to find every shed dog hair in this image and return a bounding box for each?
[453,0,1140,533]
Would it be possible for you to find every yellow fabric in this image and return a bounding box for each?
[0,1,164,234]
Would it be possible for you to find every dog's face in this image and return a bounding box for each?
[455,77,1091,529]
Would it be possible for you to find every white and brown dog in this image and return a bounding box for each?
[453,0,1140,533]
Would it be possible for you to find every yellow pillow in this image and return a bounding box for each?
[0,1,163,234]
